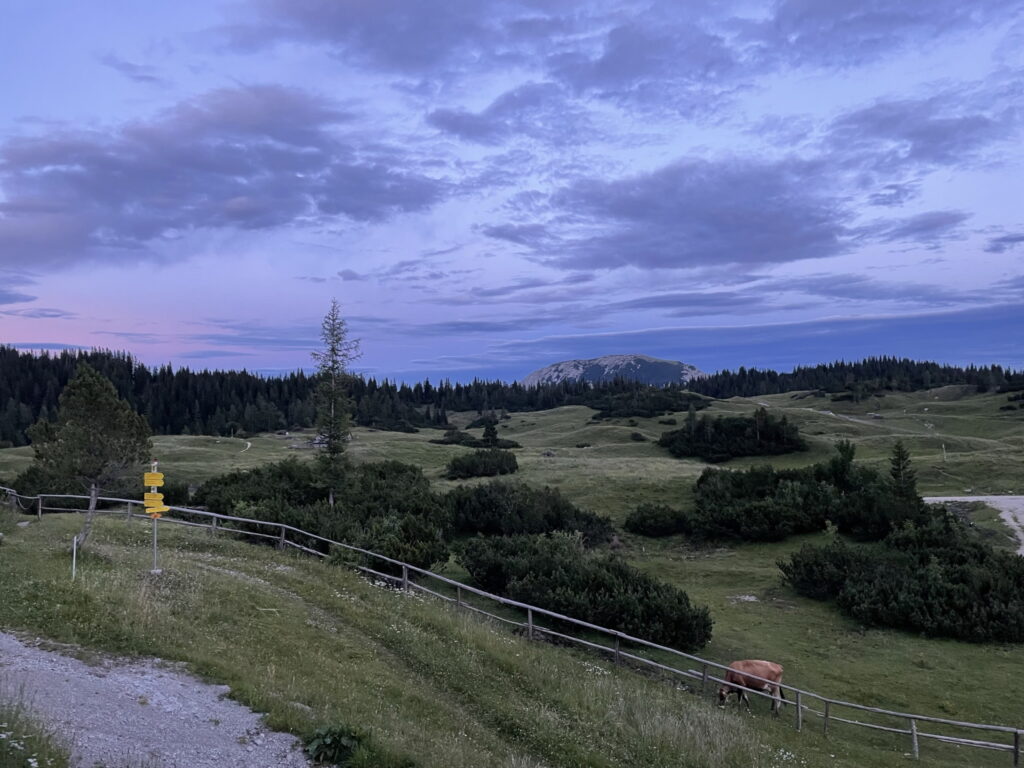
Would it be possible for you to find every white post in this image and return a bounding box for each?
[909,718,919,760]
[150,516,161,575]
[71,534,78,581]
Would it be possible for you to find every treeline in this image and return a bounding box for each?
[6,348,1020,449]
[0,347,706,446]
[658,407,806,462]
[688,357,1023,400]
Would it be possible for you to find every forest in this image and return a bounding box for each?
[0,347,702,446]
[3,347,1021,448]
[687,357,1024,399]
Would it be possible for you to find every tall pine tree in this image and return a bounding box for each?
[311,300,360,507]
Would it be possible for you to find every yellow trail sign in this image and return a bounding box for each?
[144,492,164,503]
[147,505,169,515]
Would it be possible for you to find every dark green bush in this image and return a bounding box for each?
[446,481,612,543]
[685,441,926,543]
[193,457,320,516]
[629,431,647,442]
[196,459,451,572]
[458,534,713,651]
[690,468,835,541]
[623,504,690,537]
[779,513,1024,642]
[659,408,806,462]
[305,725,419,767]
[428,428,520,449]
[445,449,518,479]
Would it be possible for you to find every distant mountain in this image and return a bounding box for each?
[522,354,705,387]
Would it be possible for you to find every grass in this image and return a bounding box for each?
[0,688,71,768]
[2,386,1022,766]
[0,510,778,768]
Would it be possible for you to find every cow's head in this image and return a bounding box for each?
[717,686,730,705]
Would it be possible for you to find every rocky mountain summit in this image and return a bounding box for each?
[522,354,705,387]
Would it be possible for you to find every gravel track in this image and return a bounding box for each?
[925,495,1024,555]
[0,631,311,768]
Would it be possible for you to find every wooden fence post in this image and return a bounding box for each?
[701,663,708,693]
[210,517,218,536]
[37,496,42,520]
[823,701,830,736]
[795,692,803,732]
[527,608,534,640]
[909,718,919,760]
[1013,730,1020,768]
[614,637,621,664]
[456,586,462,609]
[277,526,286,550]
[402,564,409,592]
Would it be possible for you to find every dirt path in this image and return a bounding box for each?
[925,496,1024,555]
[0,632,311,768]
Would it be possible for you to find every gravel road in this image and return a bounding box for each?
[0,632,311,768]
[925,496,1024,555]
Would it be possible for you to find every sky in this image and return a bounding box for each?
[0,0,1022,382]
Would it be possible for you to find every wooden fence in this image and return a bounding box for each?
[3,484,1021,765]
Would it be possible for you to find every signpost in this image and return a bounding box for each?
[144,461,167,574]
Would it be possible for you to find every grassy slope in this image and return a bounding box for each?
[2,511,792,768]
[7,511,1012,768]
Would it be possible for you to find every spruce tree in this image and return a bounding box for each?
[311,299,360,506]
[27,364,151,548]
[889,439,918,500]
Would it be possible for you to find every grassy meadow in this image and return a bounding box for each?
[1,385,1022,766]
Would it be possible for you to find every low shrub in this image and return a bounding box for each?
[779,513,1024,642]
[305,725,419,767]
[445,449,518,479]
[193,457,320,516]
[196,459,452,572]
[459,534,713,651]
[686,441,928,543]
[306,725,365,765]
[447,481,612,543]
[428,429,520,450]
[629,431,647,442]
[623,504,690,537]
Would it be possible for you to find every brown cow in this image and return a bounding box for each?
[718,660,786,716]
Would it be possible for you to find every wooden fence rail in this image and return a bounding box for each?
[3,484,1021,765]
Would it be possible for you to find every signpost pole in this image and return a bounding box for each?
[151,515,160,574]
[145,460,164,575]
